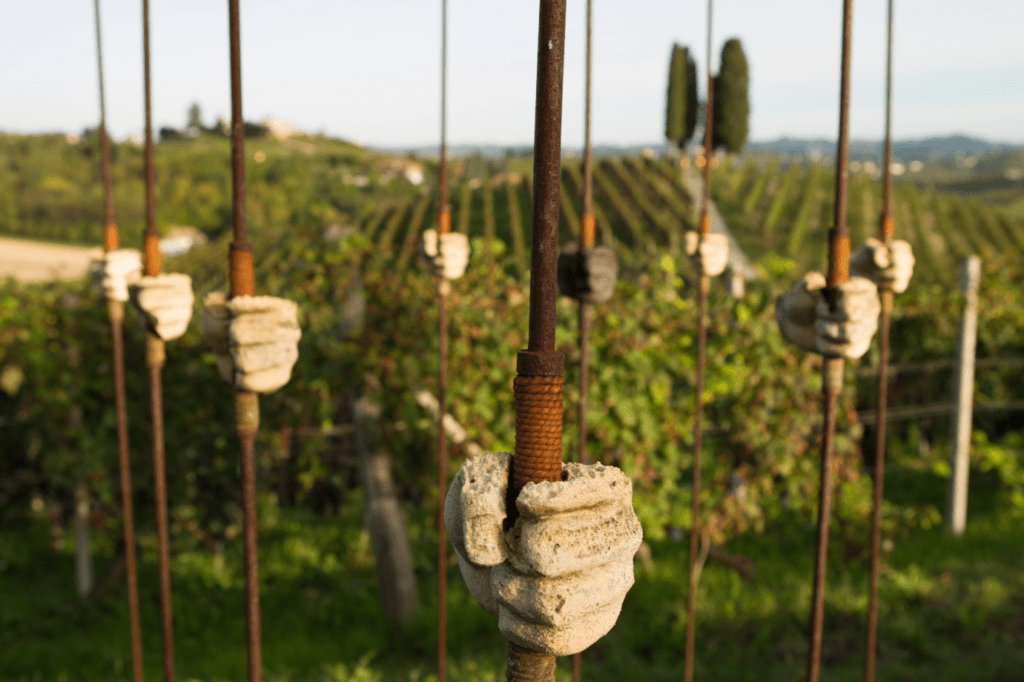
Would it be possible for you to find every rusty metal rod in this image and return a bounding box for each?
[140,2,176,679]
[573,2,595,680]
[507,1,567,680]
[94,3,143,680]
[436,5,450,680]
[864,2,895,680]
[685,4,714,680]
[227,3,262,682]
[807,2,854,681]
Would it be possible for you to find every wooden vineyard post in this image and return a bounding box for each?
[806,2,855,681]
[93,2,144,679]
[506,1,567,680]
[947,255,981,536]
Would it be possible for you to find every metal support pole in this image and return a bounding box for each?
[807,2,854,681]
[506,2,567,680]
[864,2,894,679]
[141,2,175,679]
[94,2,143,679]
[436,2,450,680]
[685,4,714,681]
[572,2,595,679]
[227,2,263,681]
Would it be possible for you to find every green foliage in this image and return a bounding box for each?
[711,38,750,154]
[664,45,688,148]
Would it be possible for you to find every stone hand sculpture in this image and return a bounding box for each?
[130,273,194,340]
[445,451,642,656]
[849,237,915,293]
[202,291,301,393]
[684,231,730,277]
[557,243,618,304]
[421,229,470,280]
[775,272,881,359]
[91,249,142,303]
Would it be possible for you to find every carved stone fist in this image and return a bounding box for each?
[202,292,301,393]
[445,451,642,656]
[91,249,142,303]
[775,272,881,359]
[849,238,915,293]
[130,273,194,340]
[684,231,729,277]
[557,243,618,304]
[421,229,470,280]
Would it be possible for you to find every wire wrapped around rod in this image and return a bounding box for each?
[506,642,558,682]
[513,375,566,491]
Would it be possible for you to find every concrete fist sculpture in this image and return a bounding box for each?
[849,238,915,293]
[202,292,301,393]
[684,231,730,277]
[130,273,194,341]
[420,229,470,280]
[557,243,618,304]
[91,249,142,302]
[775,272,881,359]
[445,451,642,656]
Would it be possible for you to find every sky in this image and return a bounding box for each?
[1,1,1022,148]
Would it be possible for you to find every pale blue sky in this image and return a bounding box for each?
[1,1,1022,147]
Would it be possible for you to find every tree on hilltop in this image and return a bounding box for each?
[684,52,699,145]
[711,38,750,153]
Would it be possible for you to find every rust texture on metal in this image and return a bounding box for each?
[144,234,162,278]
[437,3,450,679]
[110,303,144,682]
[508,2,567,679]
[525,0,567,358]
[140,3,175,679]
[142,0,157,247]
[231,248,256,298]
[228,3,263,681]
[865,3,895,681]
[580,214,596,249]
[808,3,854,681]
[507,642,557,682]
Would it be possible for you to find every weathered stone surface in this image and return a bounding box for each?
[498,599,623,657]
[131,272,194,341]
[445,451,510,567]
[491,559,633,627]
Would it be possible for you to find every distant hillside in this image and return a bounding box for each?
[746,135,1023,161]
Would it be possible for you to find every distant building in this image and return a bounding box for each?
[159,226,208,257]
[262,118,296,140]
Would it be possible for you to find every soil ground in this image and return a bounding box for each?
[0,236,102,283]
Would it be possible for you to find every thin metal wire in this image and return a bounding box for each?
[685,3,714,681]
[227,3,263,682]
[807,2,855,681]
[140,2,176,679]
[95,3,143,680]
[436,4,449,681]
[864,2,895,680]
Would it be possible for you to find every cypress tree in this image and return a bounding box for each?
[665,44,688,149]
[711,38,750,153]
[684,53,699,144]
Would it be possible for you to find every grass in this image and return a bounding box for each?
[2,470,1023,682]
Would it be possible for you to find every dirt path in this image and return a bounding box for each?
[0,236,103,284]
